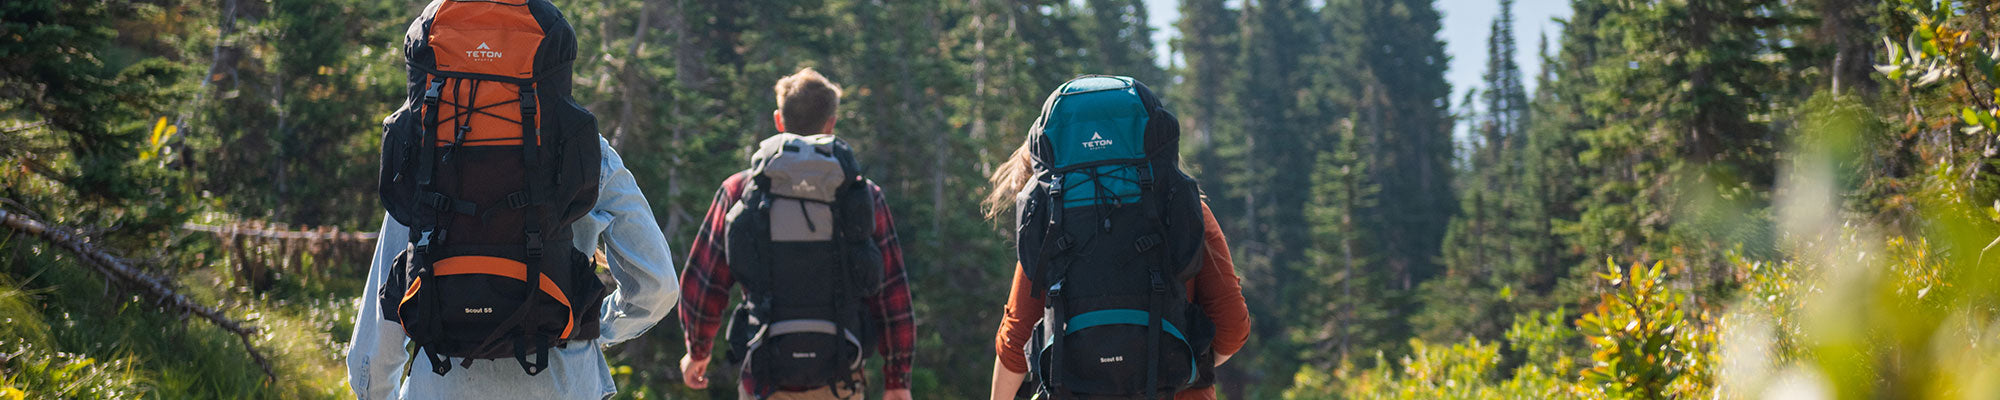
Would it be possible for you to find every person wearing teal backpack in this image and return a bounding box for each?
[984,76,1251,400]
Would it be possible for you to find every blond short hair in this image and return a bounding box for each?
[774,68,843,134]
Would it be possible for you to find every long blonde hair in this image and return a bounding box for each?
[982,141,1035,221]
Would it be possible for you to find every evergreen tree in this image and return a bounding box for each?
[1211,0,1327,395]
[1420,0,1537,342]
[1171,0,1239,174]
[1080,0,1166,85]
[1,0,195,242]
[1564,0,1793,296]
[1350,0,1456,293]
[1299,118,1392,364]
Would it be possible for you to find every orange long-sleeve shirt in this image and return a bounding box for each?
[994,202,1250,400]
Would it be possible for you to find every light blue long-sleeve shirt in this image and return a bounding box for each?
[346,137,679,400]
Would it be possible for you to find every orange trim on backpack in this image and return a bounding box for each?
[429,1,543,77]
[432,256,576,338]
[427,79,541,147]
[402,276,425,306]
[396,276,426,337]
[425,0,545,148]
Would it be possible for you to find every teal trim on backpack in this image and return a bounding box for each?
[1043,76,1149,208]
[1059,166,1143,209]
[1060,309,1200,384]
[1044,76,1147,168]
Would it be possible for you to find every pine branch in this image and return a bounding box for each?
[0,207,275,381]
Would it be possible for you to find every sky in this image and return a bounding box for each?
[1140,0,1574,101]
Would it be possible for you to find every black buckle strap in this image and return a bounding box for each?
[518,88,537,117]
[514,334,550,376]
[421,192,478,215]
[423,78,444,105]
[524,229,544,259]
[1149,269,1168,293]
[1137,164,1155,190]
[506,191,531,209]
[1053,233,1076,254]
[1143,266,1166,399]
[423,346,451,375]
[417,77,446,188]
[414,227,437,254]
[1136,233,1162,253]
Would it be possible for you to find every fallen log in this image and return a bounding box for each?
[0,208,275,381]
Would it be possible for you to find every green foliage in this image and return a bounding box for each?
[1284,337,1579,400]
[1876,0,2000,137]
[1575,260,1712,399]
[1295,120,1393,364]
[1285,260,1717,400]
[0,346,148,400]
[1505,308,1579,378]
[1715,155,2000,398]
[11,0,2000,397]
[1422,0,1543,343]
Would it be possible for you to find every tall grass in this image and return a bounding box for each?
[1,231,355,399]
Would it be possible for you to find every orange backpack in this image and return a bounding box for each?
[375,0,604,376]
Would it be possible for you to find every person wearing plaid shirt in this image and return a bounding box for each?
[677,68,915,400]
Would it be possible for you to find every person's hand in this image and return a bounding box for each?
[1214,352,1234,367]
[884,388,913,400]
[680,353,710,389]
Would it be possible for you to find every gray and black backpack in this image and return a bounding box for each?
[1015,76,1214,399]
[723,133,884,395]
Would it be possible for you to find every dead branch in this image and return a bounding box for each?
[0,208,275,381]
[181,222,379,241]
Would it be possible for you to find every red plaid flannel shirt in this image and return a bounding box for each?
[678,171,915,390]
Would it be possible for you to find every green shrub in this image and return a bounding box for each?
[1576,260,1713,399]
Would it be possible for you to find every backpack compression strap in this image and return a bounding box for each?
[459,84,553,376]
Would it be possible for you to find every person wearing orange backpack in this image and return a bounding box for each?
[346,1,679,398]
[677,68,915,400]
[983,76,1250,400]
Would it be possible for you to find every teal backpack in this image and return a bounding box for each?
[1014,75,1213,399]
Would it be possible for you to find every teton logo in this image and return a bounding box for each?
[1098,355,1125,363]
[463,307,493,314]
[1081,132,1114,150]
[791,352,818,359]
[465,42,503,60]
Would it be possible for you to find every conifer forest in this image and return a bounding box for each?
[7,0,2000,398]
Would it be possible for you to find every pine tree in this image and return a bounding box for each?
[1349,0,1456,293]
[1420,0,1537,342]
[1,0,195,243]
[1300,118,1392,364]
[1562,0,1794,296]
[1081,0,1166,84]
[1172,0,1239,174]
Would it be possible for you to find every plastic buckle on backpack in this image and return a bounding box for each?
[423,192,450,211]
[1149,271,1168,293]
[423,79,444,104]
[1053,234,1076,252]
[524,230,545,259]
[414,228,436,254]
[506,191,530,209]
[519,89,538,116]
[1137,164,1156,190]
[1135,233,1162,253]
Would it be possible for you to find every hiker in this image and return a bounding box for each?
[346,0,678,398]
[983,76,1250,400]
[677,68,915,400]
